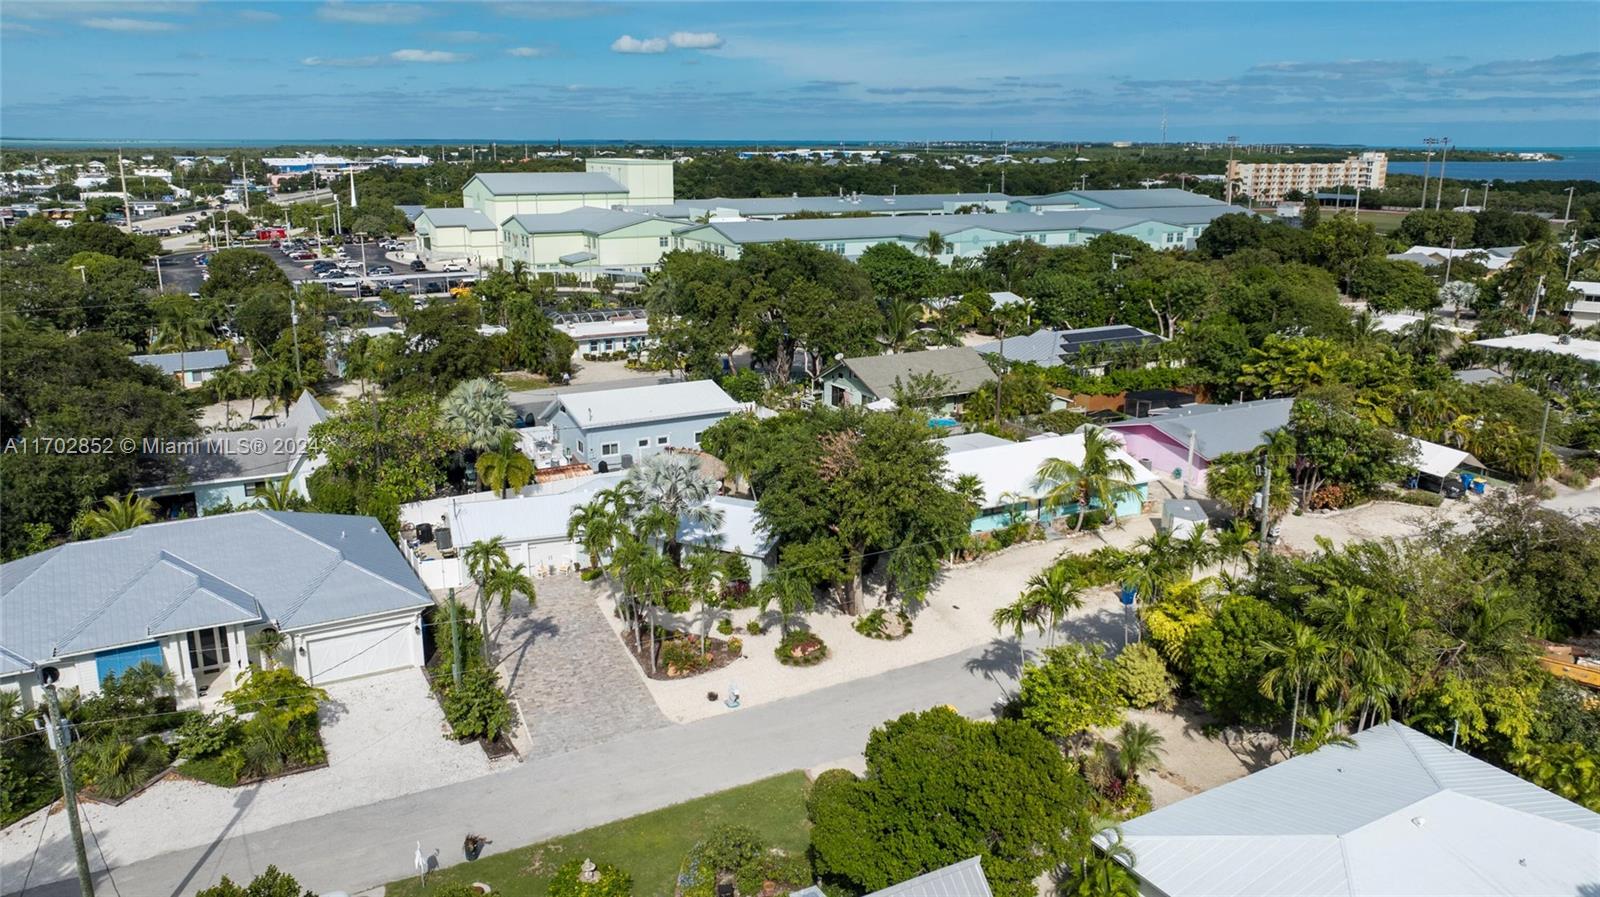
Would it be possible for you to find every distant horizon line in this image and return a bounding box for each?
[2,137,1596,152]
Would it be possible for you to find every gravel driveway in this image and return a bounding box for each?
[0,668,498,889]
[488,573,669,758]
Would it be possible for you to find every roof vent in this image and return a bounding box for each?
[1411,816,1426,828]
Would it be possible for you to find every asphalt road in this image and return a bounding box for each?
[0,624,1106,897]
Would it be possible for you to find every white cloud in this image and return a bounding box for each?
[507,46,550,58]
[301,48,466,67]
[669,31,723,50]
[611,34,667,54]
[316,2,428,25]
[82,16,177,31]
[389,48,469,63]
[437,30,495,43]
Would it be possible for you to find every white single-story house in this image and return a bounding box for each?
[0,511,432,709]
[555,311,655,358]
[132,348,231,389]
[939,431,1155,532]
[139,390,329,518]
[400,472,774,591]
[1473,332,1600,365]
[1107,721,1600,897]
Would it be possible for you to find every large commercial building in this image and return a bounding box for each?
[1226,152,1388,203]
[411,158,1243,278]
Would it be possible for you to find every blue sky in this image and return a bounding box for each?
[2,1,1598,145]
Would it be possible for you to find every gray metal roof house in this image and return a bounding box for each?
[131,348,231,388]
[1108,721,1600,897]
[789,857,994,897]
[821,347,996,413]
[0,511,432,709]
[973,325,1163,369]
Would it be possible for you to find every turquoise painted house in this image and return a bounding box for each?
[938,431,1154,533]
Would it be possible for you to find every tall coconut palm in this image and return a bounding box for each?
[881,298,923,352]
[1255,621,1328,752]
[627,452,723,567]
[681,548,724,652]
[441,377,515,452]
[475,430,533,498]
[77,492,158,538]
[463,536,510,661]
[567,499,620,569]
[1035,428,1140,531]
[480,562,537,658]
[1211,522,1257,578]
[1081,816,1140,897]
[913,230,947,261]
[1021,562,1084,647]
[1112,721,1166,781]
[991,594,1047,687]
[619,542,677,674]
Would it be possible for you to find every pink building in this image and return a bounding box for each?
[1105,399,1293,494]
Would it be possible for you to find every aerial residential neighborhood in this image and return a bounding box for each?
[1,2,1599,897]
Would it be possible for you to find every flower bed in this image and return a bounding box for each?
[621,629,742,681]
[774,631,828,667]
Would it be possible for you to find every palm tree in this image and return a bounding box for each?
[681,548,724,652]
[252,477,303,511]
[441,377,515,452]
[1080,816,1140,897]
[991,594,1046,687]
[475,430,533,498]
[462,537,510,661]
[152,292,211,386]
[758,566,816,638]
[618,542,677,674]
[628,452,723,567]
[77,492,158,538]
[248,628,286,669]
[1035,428,1140,531]
[480,562,537,659]
[567,499,620,569]
[1021,562,1084,646]
[1255,621,1328,752]
[913,230,947,261]
[210,367,243,427]
[1292,705,1356,755]
[881,298,923,352]
[1112,721,1166,781]
[1211,522,1257,578]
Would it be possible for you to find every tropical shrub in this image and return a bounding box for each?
[75,736,172,800]
[175,712,243,760]
[1,692,58,825]
[195,866,314,897]
[222,667,328,777]
[442,666,514,742]
[727,637,743,656]
[775,631,828,666]
[716,617,735,636]
[1514,742,1600,811]
[549,857,632,897]
[1018,643,1125,740]
[660,639,711,675]
[1113,643,1177,710]
[746,619,764,635]
[853,608,912,640]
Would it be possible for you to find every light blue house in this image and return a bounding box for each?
[939,432,1154,533]
[132,348,231,389]
[139,390,329,518]
[545,380,743,472]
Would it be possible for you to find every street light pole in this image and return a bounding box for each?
[1482,181,1492,210]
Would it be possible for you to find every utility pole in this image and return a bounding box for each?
[155,255,163,292]
[1434,138,1450,210]
[43,685,96,897]
[349,169,358,209]
[1418,140,1437,210]
[1224,135,1239,206]
[449,588,463,688]
[1481,180,1492,210]
[1528,274,1546,322]
[1534,399,1551,484]
[1563,187,1578,281]
[116,148,133,231]
[289,283,303,389]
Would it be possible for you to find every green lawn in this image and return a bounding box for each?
[494,370,552,391]
[386,772,813,897]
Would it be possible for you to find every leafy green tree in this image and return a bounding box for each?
[1396,209,1475,247]
[200,248,291,298]
[442,665,514,743]
[1113,643,1176,710]
[1311,213,1383,293]
[1186,596,1291,725]
[808,707,1091,897]
[306,393,457,508]
[1347,257,1440,312]
[858,241,941,301]
[1018,643,1125,740]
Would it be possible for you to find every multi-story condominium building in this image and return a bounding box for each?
[1226,152,1387,203]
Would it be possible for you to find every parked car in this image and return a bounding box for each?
[441,262,467,273]
[370,264,393,275]
[409,259,427,272]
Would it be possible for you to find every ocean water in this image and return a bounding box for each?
[1389,147,1600,183]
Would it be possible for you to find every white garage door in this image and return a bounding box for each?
[304,619,416,684]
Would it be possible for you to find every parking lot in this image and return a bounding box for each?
[156,238,478,303]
